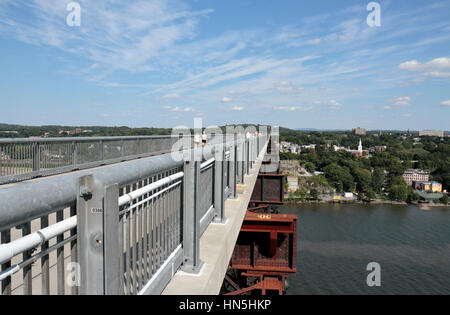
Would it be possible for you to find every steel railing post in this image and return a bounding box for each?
[214,143,226,223]
[77,174,120,294]
[72,141,77,168]
[250,137,254,167]
[182,158,203,273]
[240,135,245,184]
[99,141,104,161]
[257,135,260,158]
[103,183,122,295]
[32,142,40,172]
[229,134,237,199]
[77,174,103,295]
[246,138,250,175]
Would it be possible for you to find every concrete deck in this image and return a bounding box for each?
[162,144,267,295]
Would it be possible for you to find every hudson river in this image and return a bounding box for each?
[280,204,450,294]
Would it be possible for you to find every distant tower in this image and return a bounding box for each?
[358,139,363,152]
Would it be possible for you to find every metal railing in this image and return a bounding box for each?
[0,133,269,295]
[0,135,192,185]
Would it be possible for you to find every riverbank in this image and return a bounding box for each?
[284,199,449,208]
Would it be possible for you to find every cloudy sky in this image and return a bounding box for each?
[0,0,449,130]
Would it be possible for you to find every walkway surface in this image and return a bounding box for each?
[162,144,267,295]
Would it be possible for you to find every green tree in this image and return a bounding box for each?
[407,187,420,203]
[372,168,385,194]
[310,188,319,200]
[388,177,408,201]
[353,168,372,196]
[323,163,354,192]
[440,194,449,205]
[304,162,315,173]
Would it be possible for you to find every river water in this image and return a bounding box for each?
[279,203,450,294]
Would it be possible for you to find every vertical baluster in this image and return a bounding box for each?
[22,223,32,295]
[150,175,156,276]
[132,183,138,294]
[125,185,131,294]
[70,204,78,295]
[156,173,161,269]
[56,210,65,295]
[40,215,50,295]
[1,230,11,295]
[136,180,142,290]
[142,178,148,284]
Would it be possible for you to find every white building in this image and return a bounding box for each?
[402,169,430,186]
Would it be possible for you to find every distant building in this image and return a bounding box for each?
[348,139,369,157]
[419,130,444,137]
[413,181,443,193]
[290,144,301,154]
[301,144,316,150]
[334,139,368,157]
[70,128,83,135]
[402,169,430,186]
[352,127,367,136]
[369,146,387,153]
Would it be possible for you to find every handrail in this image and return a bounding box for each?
[118,171,184,206]
[0,135,190,144]
[0,136,262,232]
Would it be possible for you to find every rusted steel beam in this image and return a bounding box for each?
[251,173,285,203]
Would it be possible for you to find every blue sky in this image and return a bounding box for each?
[0,0,449,130]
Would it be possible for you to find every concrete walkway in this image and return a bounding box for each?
[162,144,267,295]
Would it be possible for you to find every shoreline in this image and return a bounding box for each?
[283,199,449,208]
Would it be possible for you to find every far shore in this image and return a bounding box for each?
[284,199,449,209]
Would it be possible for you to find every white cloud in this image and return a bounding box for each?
[383,106,392,110]
[393,96,412,106]
[172,107,195,112]
[222,97,232,103]
[311,100,342,109]
[324,100,342,109]
[0,0,213,73]
[440,100,450,106]
[276,81,294,93]
[398,58,450,78]
[273,106,313,112]
[307,38,321,45]
[163,93,181,99]
[162,105,172,109]
[231,106,244,111]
